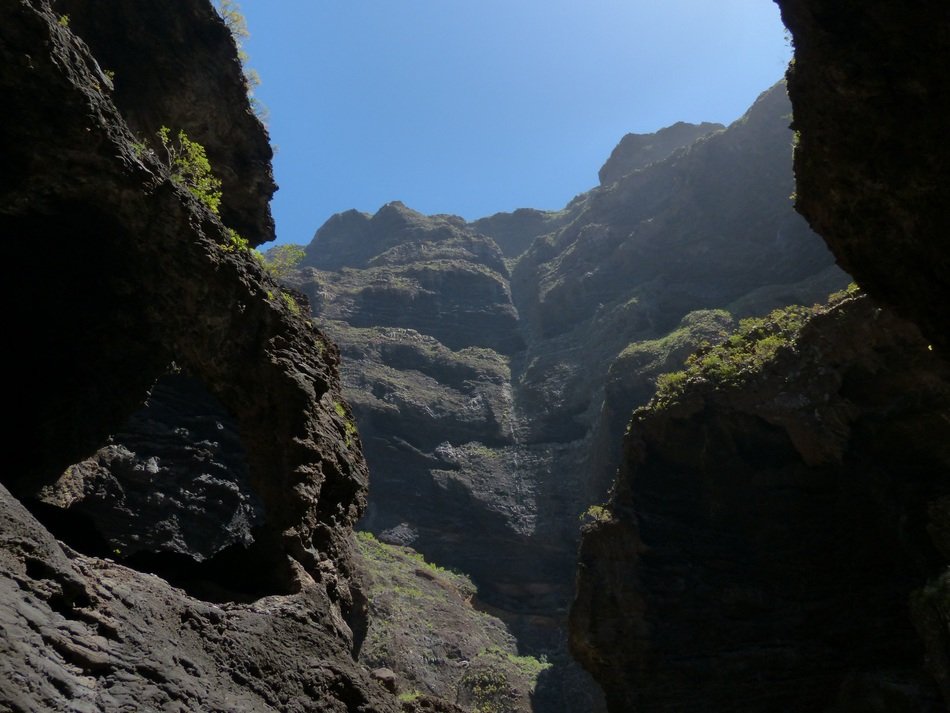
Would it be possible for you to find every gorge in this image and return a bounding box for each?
[1,1,948,712]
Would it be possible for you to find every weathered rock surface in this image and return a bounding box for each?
[4,0,368,597]
[37,374,264,567]
[571,294,950,712]
[0,483,402,713]
[302,203,522,355]
[776,0,950,352]
[0,2,405,710]
[571,4,950,709]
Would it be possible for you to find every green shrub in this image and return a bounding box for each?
[222,227,251,253]
[653,303,819,406]
[334,401,358,447]
[280,291,301,316]
[828,281,861,305]
[263,244,306,277]
[578,504,611,524]
[157,126,222,214]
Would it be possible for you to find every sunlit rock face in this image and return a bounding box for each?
[288,80,845,711]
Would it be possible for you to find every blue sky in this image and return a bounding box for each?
[238,1,791,246]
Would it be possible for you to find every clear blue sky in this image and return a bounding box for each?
[239,1,791,246]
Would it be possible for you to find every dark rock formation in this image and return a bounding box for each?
[776,0,950,352]
[774,3,950,704]
[572,8,950,712]
[571,4,950,710]
[302,202,523,354]
[0,483,402,713]
[571,294,950,711]
[37,374,264,566]
[512,83,831,344]
[3,0,363,598]
[597,121,724,186]
[0,2,403,710]
[54,0,276,243]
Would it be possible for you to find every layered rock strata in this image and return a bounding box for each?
[288,81,847,711]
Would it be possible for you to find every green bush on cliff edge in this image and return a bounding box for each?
[653,284,860,406]
[156,126,222,214]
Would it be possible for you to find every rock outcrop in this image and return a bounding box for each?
[597,121,724,186]
[777,0,950,353]
[0,483,401,712]
[37,374,265,570]
[572,293,950,711]
[0,2,403,710]
[571,7,950,711]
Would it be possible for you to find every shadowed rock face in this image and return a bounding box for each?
[776,0,950,352]
[2,0,364,598]
[571,4,950,707]
[0,484,401,713]
[0,2,402,710]
[597,121,725,186]
[571,295,950,712]
[37,375,266,569]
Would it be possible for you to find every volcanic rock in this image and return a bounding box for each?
[597,121,724,186]
[0,2,402,710]
[571,293,950,712]
[776,0,950,352]
[285,79,846,712]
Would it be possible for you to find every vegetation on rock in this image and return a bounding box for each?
[263,244,306,277]
[157,125,223,214]
[651,288,859,407]
[356,531,548,712]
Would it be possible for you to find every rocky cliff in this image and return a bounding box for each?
[287,81,847,710]
[778,0,950,353]
[0,2,407,710]
[572,292,950,711]
[571,2,950,710]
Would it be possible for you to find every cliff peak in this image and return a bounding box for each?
[598,119,724,185]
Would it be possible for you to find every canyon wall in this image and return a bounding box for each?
[290,81,846,710]
[571,2,950,710]
[0,2,408,710]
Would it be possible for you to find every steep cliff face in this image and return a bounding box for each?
[571,7,950,711]
[776,0,950,352]
[286,80,846,711]
[597,121,724,186]
[0,2,401,710]
[572,294,950,711]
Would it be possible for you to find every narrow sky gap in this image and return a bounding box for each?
[240,1,792,245]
